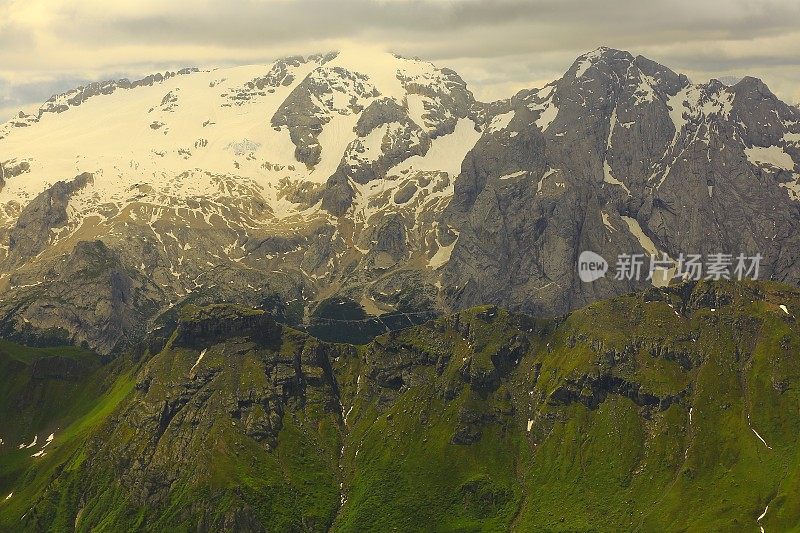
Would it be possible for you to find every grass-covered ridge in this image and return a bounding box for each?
[0,339,133,529]
[1,280,800,531]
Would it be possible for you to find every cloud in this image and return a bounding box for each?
[1,0,799,121]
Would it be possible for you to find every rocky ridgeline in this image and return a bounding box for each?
[0,69,200,138]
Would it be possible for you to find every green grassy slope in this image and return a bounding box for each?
[334,281,800,531]
[1,280,799,531]
[0,340,133,529]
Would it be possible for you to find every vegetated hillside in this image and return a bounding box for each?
[1,280,799,531]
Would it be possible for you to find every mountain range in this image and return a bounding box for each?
[1,47,799,354]
[2,47,800,529]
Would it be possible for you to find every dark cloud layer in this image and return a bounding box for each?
[68,1,800,55]
[69,1,799,45]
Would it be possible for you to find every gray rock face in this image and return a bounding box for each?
[173,308,281,349]
[398,65,478,138]
[0,160,29,193]
[441,47,800,315]
[342,97,431,184]
[7,173,93,266]
[224,56,311,107]
[0,239,164,353]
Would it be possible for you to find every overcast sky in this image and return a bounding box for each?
[1,0,799,121]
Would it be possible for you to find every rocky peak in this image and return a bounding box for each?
[733,75,775,97]
[568,46,636,78]
[562,47,688,106]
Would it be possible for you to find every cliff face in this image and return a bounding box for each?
[172,305,282,348]
[2,280,800,531]
[0,239,164,354]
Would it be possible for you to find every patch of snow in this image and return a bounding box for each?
[499,170,526,181]
[665,84,737,148]
[780,304,789,315]
[748,414,773,450]
[621,216,674,286]
[311,112,361,180]
[621,216,658,256]
[190,348,207,374]
[744,146,795,171]
[428,234,458,270]
[780,179,800,202]
[537,168,556,193]
[607,107,617,147]
[751,429,772,449]
[574,48,606,78]
[601,211,615,232]
[390,118,480,176]
[701,89,734,117]
[361,123,391,160]
[603,160,631,194]
[535,100,558,132]
[667,87,694,138]
[745,145,796,171]
[633,75,657,106]
[486,112,514,133]
[784,132,800,143]
[575,60,592,78]
[405,94,429,130]
[39,433,55,450]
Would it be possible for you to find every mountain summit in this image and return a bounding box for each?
[0,48,799,353]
